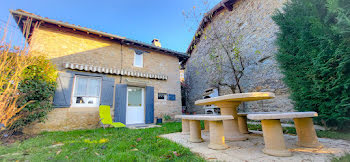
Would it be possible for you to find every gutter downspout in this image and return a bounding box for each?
[120,43,123,83]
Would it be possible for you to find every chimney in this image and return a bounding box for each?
[152,39,161,47]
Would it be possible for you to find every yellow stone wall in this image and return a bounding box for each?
[23,24,182,134]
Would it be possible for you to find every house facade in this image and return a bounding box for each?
[184,0,294,113]
[11,10,188,133]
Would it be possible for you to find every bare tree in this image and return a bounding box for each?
[0,17,39,132]
[183,1,259,94]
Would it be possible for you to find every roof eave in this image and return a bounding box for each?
[185,0,238,55]
[10,10,189,61]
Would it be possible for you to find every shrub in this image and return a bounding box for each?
[10,56,57,130]
[163,114,171,121]
[272,0,350,130]
[0,45,34,130]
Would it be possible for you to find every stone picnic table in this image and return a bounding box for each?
[195,92,275,141]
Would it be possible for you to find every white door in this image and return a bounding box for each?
[126,87,145,124]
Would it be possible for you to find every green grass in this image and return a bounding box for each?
[332,154,350,162]
[248,124,350,140]
[0,122,205,161]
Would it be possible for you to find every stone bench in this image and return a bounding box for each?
[247,112,322,157]
[237,112,273,134]
[175,115,233,150]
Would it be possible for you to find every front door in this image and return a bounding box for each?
[126,87,145,124]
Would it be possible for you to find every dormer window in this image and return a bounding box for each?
[134,51,143,67]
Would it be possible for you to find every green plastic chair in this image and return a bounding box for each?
[99,105,126,128]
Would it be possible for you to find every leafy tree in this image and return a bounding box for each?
[10,56,57,130]
[272,0,350,130]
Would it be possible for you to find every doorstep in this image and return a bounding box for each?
[126,124,162,129]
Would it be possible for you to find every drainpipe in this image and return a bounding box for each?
[119,43,123,83]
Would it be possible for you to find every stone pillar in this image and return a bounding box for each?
[294,117,323,148]
[189,120,203,143]
[181,119,190,135]
[215,102,247,141]
[204,120,209,132]
[261,119,292,157]
[238,115,249,134]
[208,120,229,150]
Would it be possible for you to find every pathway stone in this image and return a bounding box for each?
[161,130,350,162]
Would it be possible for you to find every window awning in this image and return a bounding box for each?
[63,63,168,80]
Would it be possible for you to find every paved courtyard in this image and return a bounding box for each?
[161,130,350,162]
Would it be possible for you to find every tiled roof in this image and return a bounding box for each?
[10,9,189,62]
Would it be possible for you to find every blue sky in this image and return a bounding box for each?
[0,0,220,52]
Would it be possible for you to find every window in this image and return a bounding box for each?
[134,52,143,67]
[158,93,167,100]
[72,75,102,107]
[127,87,143,107]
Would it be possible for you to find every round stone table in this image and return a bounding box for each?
[195,92,275,141]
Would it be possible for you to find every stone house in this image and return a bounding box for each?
[11,10,188,133]
[184,0,294,113]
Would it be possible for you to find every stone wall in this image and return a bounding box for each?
[185,0,294,113]
[23,24,182,133]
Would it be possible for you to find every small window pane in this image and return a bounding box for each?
[134,53,143,67]
[128,88,142,106]
[75,77,88,96]
[158,93,167,100]
[88,78,101,97]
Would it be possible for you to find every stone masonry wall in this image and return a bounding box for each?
[23,24,181,134]
[185,0,294,114]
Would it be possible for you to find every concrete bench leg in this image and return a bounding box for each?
[208,120,229,150]
[204,120,209,132]
[182,119,190,135]
[261,119,292,157]
[238,115,249,134]
[216,102,247,141]
[189,120,203,143]
[294,117,323,148]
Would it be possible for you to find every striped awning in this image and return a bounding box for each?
[63,63,168,80]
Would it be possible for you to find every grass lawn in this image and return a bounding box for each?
[332,154,350,162]
[0,122,205,161]
[1,122,349,161]
[247,124,350,141]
